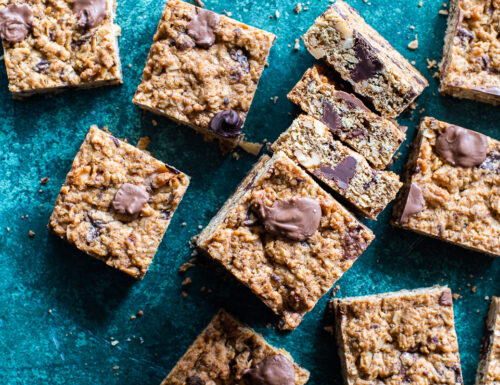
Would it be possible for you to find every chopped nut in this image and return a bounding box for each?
[178,262,195,274]
[438,9,448,15]
[238,140,263,156]
[408,35,418,50]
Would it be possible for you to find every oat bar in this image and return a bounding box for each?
[476,297,500,385]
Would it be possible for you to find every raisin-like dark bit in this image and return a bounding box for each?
[111,136,120,147]
[230,48,250,73]
[35,59,49,73]
[481,150,500,173]
[86,214,105,241]
[186,376,205,385]
[71,33,93,49]
[161,209,172,220]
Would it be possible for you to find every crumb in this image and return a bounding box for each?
[222,10,232,16]
[137,310,144,317]
[113,366,120,370]
[194,0,204,7]
[409,102,418,110]
[48,309,52,314]
[130,315,136,320]
[471,286,477,293]
[433,71,440,79]
[418,1,423,6]
[275,10,280,18]
[182,291,188,298]
[452,293,462,300]
[238,140,263,156]
[418,108,425,113]
[128,63,132,68]
[29,230,35,238]
[426,58,437,69]
[294,38,300,50]
[331,285,340,297]
[40,177,49,184]
[152,119,157,127]
[272,96,278,104]
[232,151,241,160]
[439,9,448,15]
[323,325,334,334]
[6,227,10,232]
[411,60,416,65]
[110,340,119,347]
[136,136,151,151]
[410,25,415,30]
[443,2,447,7]
[408,35,418,50]
[485,296,490,301]
[178,262,195,274]
[182,277,192,287]
[200,286,207,293]
[294,3,302,13]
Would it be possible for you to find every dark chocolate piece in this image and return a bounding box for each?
[257,197,321,242]
[320,99,342,133]
[400,182,424,224]
[436,125,487,167]
[319,156,357,190]
[335,91,370,112]
[439,289,453,306]
[73,0,107,29]
[244,355,295,385]
[230,49,250,73]
[186,8,219,49]
[0,4,33,42]
[209,110,243,138]
[112,183,150,217]
[351,34,383,82]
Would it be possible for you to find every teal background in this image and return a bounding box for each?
[0,0,498,383]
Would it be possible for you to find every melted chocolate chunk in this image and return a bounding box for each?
[438,289,453,306]
[209,110,243,138]
[335,91,370,112]
[230,49,250,73]
[73,0,107,29]
[351,34,383,82]
[0,4,33,42]
[244,355,295,385]
[400,183,424,224]
[186,8,219,48]
[320,99,342,133]
[343,225,366,260]
[436,125,487,167]
[112,183,150,217]
[257,197,321,242]
[319,156,357,190]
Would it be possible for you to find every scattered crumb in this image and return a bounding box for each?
[137,310,144,317]
[40,177,50,184]
[331,285,340,297]
[182,291,188,298]
[128,63,132,68]
[136,136,151,151]
[443,2,447,7]
[200,286,207,293]
[110,340,119,347]
[409,102,418,110]
[438,9,448,15]
[222,10,232,16]
[130,315,136,320]
[323,325,334,335]
[408,35,418,50]
[194,0,204,7]
[452,293,462,300]
[433,71,440,79]
[485,296,490,301]
[48,309,53,314]
[410,25,415,30]
[178,262,195,274]
[29,230,35,238]
[275,10,280,18]
[471,286,477,293]
[182,277,192,287]
[197,225,202,230]
[232,151,241,160]
[294,38,300,51]
[294,3,302,13]
[418,1,423,7]
[182,222,187,227]
[426,58,437,69]
[238,140,263,156]
[152,119,157,127]
[6,227,10,232]
[419,108,425,113]
[113,366,120,370]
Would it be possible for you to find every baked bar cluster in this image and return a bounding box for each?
[288,65,406,169]
[392,117,500,257]
[48,126,190,279]
[197,151,374,330]
[302,1,428,118]
[133,0,276,150]
[476,297,500,385]
[333,286,463,385]
[0,0,122,98]
[160,309,310,385]
[440,0,500,105]
[271,115,402,219]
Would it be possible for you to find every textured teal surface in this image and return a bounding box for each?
[0,0,499,384]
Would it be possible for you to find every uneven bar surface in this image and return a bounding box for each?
[476,297,500,385]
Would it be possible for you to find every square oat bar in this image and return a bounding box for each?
[287,65,406,170]
[271,115,402,219]
[133,0,276,151]
[197,152,374,330]
[440,0,500,105]
[392,117,500,257]
[476,297,500,385]
[302,1,428,118]
[0,0,122,98]
[48,126,190,279]
[160,309,310,385]
[333,286,463,385]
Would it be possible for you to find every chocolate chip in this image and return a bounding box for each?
[436,125,487,167]
[73,0,107,29]
[456,27,474,41]
[320,99,342,134]
[185,376,205,385]
[244,355,295,385]
[335,91,370,112]
[112,183,150,217]
[0,4,33,42]
[480,150,500,173]
[363,171,379,190]
[71,32,93,49]
[111,136,120,147]
[230,49,250,73]
[400,183,424,224]
[223,96,229,106]
[160,209,172,220]
[229,68,242,83]
[175,33,195,51]
[351,33,383,82]
[343,225,366,260]
[319,156,357,190]
[209,110,243,138]
[86,214,105,241]
[257,197,321,242]
[438,289,453,306]
[34,59,50,73]
[186,8,219,48]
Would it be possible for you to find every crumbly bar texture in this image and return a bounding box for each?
[0,0,122,98]
[197,152,374,330]
[160,309,310,385]
[476,297,500,385]
[287,65,406,169]
[439,0,500,105]
[48,126,190,279]
[392,117,500,257]
[133,0,276,151]
[271,115,402,219]
[302,1,428,118]
[333,286,463,385]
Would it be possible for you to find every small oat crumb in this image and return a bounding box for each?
[438,9,448,15]
[418,1,423,7]
[40,177,50,184]
[152,119,157,127]
[6,227,10,232]
[426,58,437,69]
[410,25,415,30]
[130,315,136,320]
[232,151,241,160]
[272,96,278,104]
[452,293,462,300]
[178,262,195,274]
[294,38,300,51]
[294,3,302,13]
[443,2,447,7]
[419,108,425,113]
[29,230,35,238]
[182,291,188,298]
[433,71,440,79]
[128,63,132,68]
[408,35,418,50]
[411,60,416,65]
[48,309,52,314]
[113,366,120,370]
[471,286,477,293]
[197,225,202,230]
[110,340,119,347]
[136,136,151,151]
[485,296,490,301]
[239,140,263,156]
[137,310,144,317]
[182,222,187,227]
[275,10,280,18]
[182,277,192,287]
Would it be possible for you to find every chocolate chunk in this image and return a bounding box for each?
[335,91,370,112]
[186,8,219,49]
[351,34,383,82]
[343,225,366,260]
[436,125,487,167]
[480,329,493,359]
[319,156,357,190]
[320,99,342,133]
[175,33,195,51]
[400,183,424,224]
[34,59,50,73]
[185,376,204,385]
[0,4,33,42]
[73,0,107,29]
[112,183,150,217]
[230,49,250,73]
[438,289,453,306]
[209,110,243,138]
[71,32,93,49]
[244,355,295,385]
[229,68,242,83]
[257,197,321,242]
[111,136,120,147]
[480,150,500,173]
